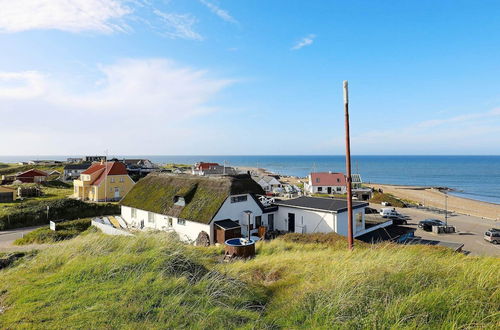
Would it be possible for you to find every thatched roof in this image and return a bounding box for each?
[120,173,264,224]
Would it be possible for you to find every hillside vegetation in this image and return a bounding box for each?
[0,232,498,329]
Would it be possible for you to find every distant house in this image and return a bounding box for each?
[273,196,368,236]
[192,162,237,176]
[119,173,275,244]
[351,173,363,189]
[67,157,83,163]
[84,156,106,162]
[15,169,48,183]
[118,158,158,179]
[0,186,16,203]
[63,163,92,180]
[73,161,134,202]
[253,175,282,193]
[304,172,347,194]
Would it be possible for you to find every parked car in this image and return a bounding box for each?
[387,215,408,225]
[484,229,500,244]
[365,207,378,214]
[418,219,446,232]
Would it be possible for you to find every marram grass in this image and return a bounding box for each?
[0,232,498,329]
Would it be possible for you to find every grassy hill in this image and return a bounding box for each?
[0,232,498,328]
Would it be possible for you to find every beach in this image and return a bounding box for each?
[368,184,500,221]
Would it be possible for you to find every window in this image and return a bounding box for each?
[356,213,363,225]
[230,195,247,203]
[174,196,186,206]
[168,217,173,227]
[177,218,186,225]
[120,177,124,183]
[315,178,320,183]
[337,178,340,183]
[110,177,115,183]
[337,187,342,192]
[317,187,322,192]
[148,212,154,223]
[255,216,262,228]
[131,208,137,218]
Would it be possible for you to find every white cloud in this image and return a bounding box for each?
[0,0,132,33]
[417,108,500,128]
[0,59,234,154]
[0,71,47,99]
[291,34,316,50]
[153,10,202,40]
[199,0,237,24]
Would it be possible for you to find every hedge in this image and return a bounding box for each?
[0,199,119,230]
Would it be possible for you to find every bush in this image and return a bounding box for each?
[14,219,92,245]
[0,199,119,230]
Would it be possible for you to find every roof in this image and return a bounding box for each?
[310,172,346,186]
[0,186,16,192]
[214,219,241,230]
[64,163,92,170]
[196,162,220,170]
[82,161,129,186]
[17,169,48,177]
[274,196,368,213]
[120,173,265,224]
[356,225,416,243]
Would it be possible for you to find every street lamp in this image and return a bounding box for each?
[444,191,448,226]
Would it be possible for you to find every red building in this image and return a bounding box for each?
[15,169,48,183]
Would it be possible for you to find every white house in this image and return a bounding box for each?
[253,175,282,193]
[304,172,347,194]
[273,196,368,236]
[119,173,276,244]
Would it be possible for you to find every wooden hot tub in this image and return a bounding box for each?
[224,238,256,259]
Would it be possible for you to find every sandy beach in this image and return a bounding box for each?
[368,184,500,221]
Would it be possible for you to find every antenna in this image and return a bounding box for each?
[343,80,354,251]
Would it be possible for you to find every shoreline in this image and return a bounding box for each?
[238,166,500,221]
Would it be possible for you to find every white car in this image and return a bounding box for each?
[380,207,400,218]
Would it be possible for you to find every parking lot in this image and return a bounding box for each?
[372,204,500,256]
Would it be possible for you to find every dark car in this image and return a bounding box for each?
[388,215,408,225]
[365,207,378,214]
[418,219,446,231]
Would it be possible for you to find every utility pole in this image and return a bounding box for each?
[343,80,354,250]
[444,191,448,226]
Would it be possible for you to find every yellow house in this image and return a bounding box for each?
[73,161,135,202]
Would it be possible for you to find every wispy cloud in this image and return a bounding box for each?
[0,59,234,154]
[0,0,132,33]
[291,34,316,50]
[199,0,237,24]
[417,108,500,128]
[153,10,202,40]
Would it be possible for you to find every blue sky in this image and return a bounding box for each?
[0,0,499,155]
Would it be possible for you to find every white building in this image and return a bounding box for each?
[273,196,368,236]
[304,172,347,194]
[253,175,282,193]
[119,173,276,244]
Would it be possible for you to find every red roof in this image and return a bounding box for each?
[82,161,128,185]
[17,169,48,177]
[197,162,219,170]
[310,172,346,186]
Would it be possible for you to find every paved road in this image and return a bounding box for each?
[374,204,500,256]
[0,226,46,252]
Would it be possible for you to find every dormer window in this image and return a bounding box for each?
[174,196,185,206]
[231,195,247,203]
[315,178,320,183]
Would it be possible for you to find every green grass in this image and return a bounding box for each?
[0,163,64,176]
[14,218,92,245]
[0,232,498,328]
[370,191,408,207]
[312,193,347,198]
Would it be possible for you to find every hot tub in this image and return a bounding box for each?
[224,238,256,258]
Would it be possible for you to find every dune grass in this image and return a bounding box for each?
[14,218,92,245]
[0,232,498,329]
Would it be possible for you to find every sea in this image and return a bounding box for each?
[1,155,499,205]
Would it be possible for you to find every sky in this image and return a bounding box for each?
[0,0,499,156]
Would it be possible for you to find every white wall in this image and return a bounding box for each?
[275,206,336,233]
[213,194,265,236]
[274,206,365,236]
[121,206,210,243]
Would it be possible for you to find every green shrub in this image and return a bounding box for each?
[14,218,92,245]
[0,199,119,230]
[370,191,407,207]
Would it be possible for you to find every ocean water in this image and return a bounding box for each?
[1,155,499,204]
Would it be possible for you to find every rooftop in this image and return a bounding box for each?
[274,196,368,213]
[310,172,346,186]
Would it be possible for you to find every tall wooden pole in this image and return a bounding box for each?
[343,80,354,250]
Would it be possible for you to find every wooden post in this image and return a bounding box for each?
[343,80,354,250]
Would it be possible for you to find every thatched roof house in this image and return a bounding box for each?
[120,173,264,224]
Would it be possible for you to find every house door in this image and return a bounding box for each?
[267,214,274,231]
[327,187,332,194]
[114,187,120,198]
[288,213,295,232]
